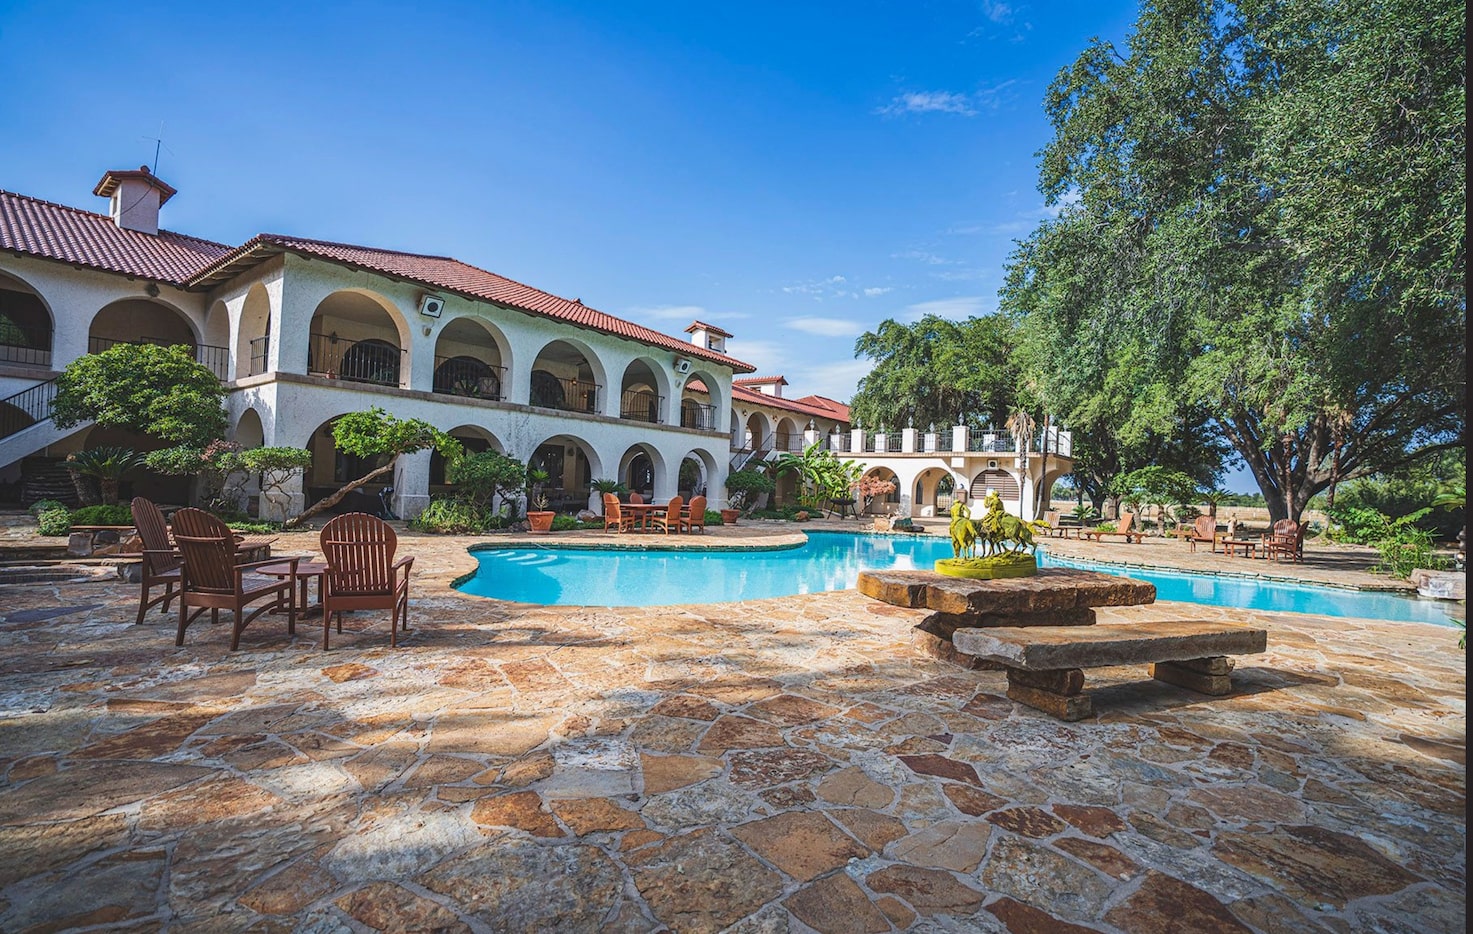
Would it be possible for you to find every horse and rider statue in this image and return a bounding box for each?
[947,490,1048,561]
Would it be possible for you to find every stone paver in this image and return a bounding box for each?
[0,524,1463,932]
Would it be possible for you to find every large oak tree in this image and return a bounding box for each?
[1004,0,1465,521]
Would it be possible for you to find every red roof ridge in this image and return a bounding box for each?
[0,188,233,252]
[256,232,457,262]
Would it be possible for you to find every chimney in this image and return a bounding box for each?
[93,165,177,235]
[683,320,732,354]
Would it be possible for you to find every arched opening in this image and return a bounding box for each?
[234,408,265,448]
[530,434,599,512]
[304,415,391,515]
[529,340,603,414]
[969,468,1021,508]
[235,283,273,380]
[0,270,53,367]
[619,358,667,424]
[860,467,902,515]
[774,417,801,453]
[201,301,231,379]
[78,425,192,506]
[912,467,957,517]
[678,377,718,431]
[742,412,772,452]
[430,425,504,491]
[89,299,198,361]
[433,317,509,400]
[680,449,718,502]
[618,444,664,501]
[307,290,407,387]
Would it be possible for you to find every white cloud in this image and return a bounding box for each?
[804,360,874,403]
[787,317,865,338]
[981,1,1014,24]
[876,91,978,117]
[863,287,893,297]
[891,249,956,266]
[900,296,988,322]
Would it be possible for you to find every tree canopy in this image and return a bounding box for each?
[52,343,228,447]
[849,315,1022,431]
[1003,0,1465,521]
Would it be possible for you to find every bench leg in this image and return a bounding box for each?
[1006,668,1092,721]
[1151,656,1235,695]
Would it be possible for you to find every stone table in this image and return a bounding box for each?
[857,567,1156,669]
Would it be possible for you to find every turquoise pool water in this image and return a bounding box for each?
[457,531,1456,625]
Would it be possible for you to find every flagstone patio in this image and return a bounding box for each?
[0,529,1464,933]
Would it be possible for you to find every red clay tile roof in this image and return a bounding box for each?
[735,375,788,386]
[191,234,755,372]
[728,384,850,422]
[684,319,733,338]
[93,166,178,206]
[0,189,232,285]
[793,394,851,421]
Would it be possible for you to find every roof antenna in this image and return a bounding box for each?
[141,121,170,175]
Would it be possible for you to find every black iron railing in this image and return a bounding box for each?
[249,336,270,376]
[619,389,661,423]
[968,430,1017,453]
[530,374,599,414]
[0,326,52,367]
[87,335,231,380]
[680,401,715,431]
[0,377,57,440]
[433,355,505,400]
[308,332,404,387]
[885,432,905,452]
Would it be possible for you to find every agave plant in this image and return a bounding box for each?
[66,446,146,505]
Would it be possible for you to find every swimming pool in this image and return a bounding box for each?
[457,530,1456,625]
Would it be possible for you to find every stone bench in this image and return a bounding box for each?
[952,621,1269,721]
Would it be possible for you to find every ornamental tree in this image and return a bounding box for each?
[52,343,227,447]
[447,450,527,513]
[285,408,461,528]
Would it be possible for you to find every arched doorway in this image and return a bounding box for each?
[235,284,273,380]
[530,434,599,512]
[860,467,902,515]
[89,299,197,358]
[618,443,665,501]
[0,270,53,367]
[913,467,957,516]
[431,425,504,492]
[619,358,670,424]
[303,415,391,515]
[433,317,509,400]
[969,468,1021,512]
[201,301,231,379]
[307,290,407,387]
[529,340,603,414]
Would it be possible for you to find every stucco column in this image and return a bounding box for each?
[952,425,969,452]
[901,428,918,453]
[709,455,730,511]
[653,455,679,504]
[392,450,431,520]
[850,428,865,453]
[406,320,437,392]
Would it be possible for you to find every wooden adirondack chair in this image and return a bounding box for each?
[1185,514,1219,552]
[1263,519,1304,562]
[648,496,683,534]
[603,493,636,533]
[319,513,414,649]
[680,495,707,534]
[130,496,182,624]
[171,508,296,650]
[1080,511,1144,543]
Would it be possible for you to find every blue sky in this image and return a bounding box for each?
[3,1,1254,488]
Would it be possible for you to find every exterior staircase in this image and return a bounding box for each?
[0,378,86,478]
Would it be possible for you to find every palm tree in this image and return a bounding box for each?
[65,446,145,505]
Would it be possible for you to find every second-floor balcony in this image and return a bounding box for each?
[307,332,404,387]
[0,325,51,368]
[619,389,662,423]
[531,373,600,414]
[88,335,230,381]
[433,355,505,401]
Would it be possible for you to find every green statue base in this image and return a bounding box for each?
[934,555,1039,580]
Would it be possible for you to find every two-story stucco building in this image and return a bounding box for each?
[0,168,755,518]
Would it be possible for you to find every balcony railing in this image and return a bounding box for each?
[885,432,904,452]
[0,377,57,440]
[619,389,662,423]
[0,327,52,367]
[968,430,1017,453]
[87,335,230,380]
[308,332,404,387]
[249,336,269,376]
[774,433,804,453]
[680,401,715,431]
[531,375,599,414]
[830,433,852,453]
[433,355,505,400]
[862,433,879,453]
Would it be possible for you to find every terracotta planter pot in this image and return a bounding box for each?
[720,509,740,525]
[526,511,555,533]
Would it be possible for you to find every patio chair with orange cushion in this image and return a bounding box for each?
[1185,514,1219,552]
[171,508,297,650]
[1263,519,1304,562]
[1079,511,1145,543]
[603,493,637,533]
[628,492,644,504]
[680,495,707,534]
[319,512,414,650]
[648,495,684,535]
[131,496,182,625]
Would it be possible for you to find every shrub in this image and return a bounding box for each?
[725,469,775,514]
[37,506,71,536]
[28,499,64,518]
[410,498,488,534]
[550,515,580,532]
[448,451,527,511]
[1094,521,1117,533]
[704,509,724,526]
[227,520,286,534]
[69,504,134,526]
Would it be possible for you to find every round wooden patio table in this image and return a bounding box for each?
[258,559,328,617]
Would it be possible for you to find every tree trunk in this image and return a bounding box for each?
[66,468,99,507]
[100,478,120,505]
[282,459,397,529]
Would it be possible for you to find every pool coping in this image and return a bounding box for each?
[1036,546,1419,594]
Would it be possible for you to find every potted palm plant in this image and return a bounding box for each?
[525,468,555,533]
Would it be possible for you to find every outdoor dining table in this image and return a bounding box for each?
[1220,539,1258,559]
[622,502,673,532]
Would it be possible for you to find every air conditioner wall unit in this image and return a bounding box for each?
[418,293,445,318]
[673,357,693,375]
